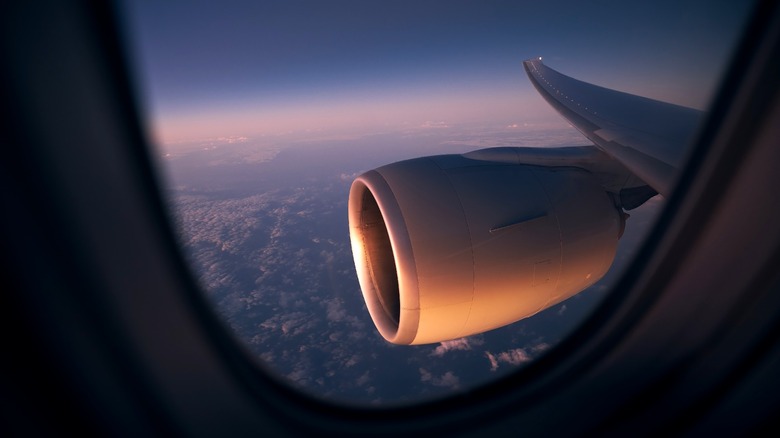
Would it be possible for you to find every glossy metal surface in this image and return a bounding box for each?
[523,59,703,196]
[349,155,621,344]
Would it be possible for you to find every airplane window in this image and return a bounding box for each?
[118,0,754,405]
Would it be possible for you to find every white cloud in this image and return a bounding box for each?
[287,368,310,386]
[498,348,532,365]
[430,336,483,357]
[339,172,360,181]
[531,343,550,353]
[325,298,347,322]
[418,368,460,389]
[356,371,371,386]
[218,135,249,144]
[435,372,460,389]
[485,347,535,371]
[485,352,499,372]
[261,312,319,337]
[344,355,360,367]
[421,120,449,129]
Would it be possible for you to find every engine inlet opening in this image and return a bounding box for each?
[358,188,400,329]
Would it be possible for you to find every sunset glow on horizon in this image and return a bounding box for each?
[120,0,751,149]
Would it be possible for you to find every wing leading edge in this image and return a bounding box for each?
[523,58,703,197]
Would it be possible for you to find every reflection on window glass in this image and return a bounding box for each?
[119,0,753,404]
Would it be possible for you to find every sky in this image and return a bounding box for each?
[119,0,754,146]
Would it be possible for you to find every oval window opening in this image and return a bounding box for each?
[118,0,755,406]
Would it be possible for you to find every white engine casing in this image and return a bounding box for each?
[348,154,621,345]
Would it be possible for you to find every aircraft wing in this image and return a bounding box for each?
[523,58,703,196]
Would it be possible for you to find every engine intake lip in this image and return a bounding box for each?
[348,171,420,345]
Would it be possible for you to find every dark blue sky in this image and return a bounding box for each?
[120,0,754,144]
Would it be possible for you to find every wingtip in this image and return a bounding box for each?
[522,57,542,76]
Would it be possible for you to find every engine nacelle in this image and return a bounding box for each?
[348,154,622,345]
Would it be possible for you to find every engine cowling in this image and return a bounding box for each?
[348,153,622,345]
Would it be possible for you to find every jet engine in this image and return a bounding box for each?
[348,153,623,345]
